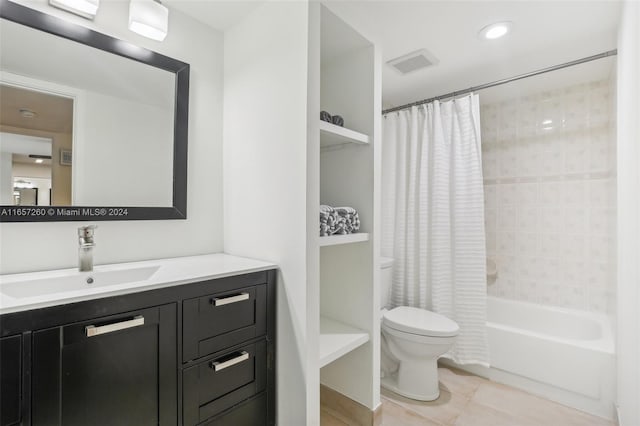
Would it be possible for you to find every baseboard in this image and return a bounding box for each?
[320,384,382,426]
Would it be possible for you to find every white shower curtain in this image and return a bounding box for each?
[382,94,490,366]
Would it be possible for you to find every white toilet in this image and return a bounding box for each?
[380,257,460,401]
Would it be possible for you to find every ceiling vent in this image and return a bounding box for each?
[387,49,438,75]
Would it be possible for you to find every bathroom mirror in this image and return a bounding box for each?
[0,0,189,222]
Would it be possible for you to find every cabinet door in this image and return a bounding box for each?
[32,304,176,426]
[0,335,21,426]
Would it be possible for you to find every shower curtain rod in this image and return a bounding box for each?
[382,49,618,115]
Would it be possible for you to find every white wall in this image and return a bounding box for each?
[12,162,51,180]
[223,2,314,425]
[0,1,224,274]
[77,90,173,207]
[29,177,50,206]
[0,152,12,205]
[616,1,640,425]
[0,132,52,157]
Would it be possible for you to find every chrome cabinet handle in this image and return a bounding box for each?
[85,316,144,337]
[211,292,249,307]
[210,351,249,372]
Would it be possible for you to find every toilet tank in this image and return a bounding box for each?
[380,257,394,309]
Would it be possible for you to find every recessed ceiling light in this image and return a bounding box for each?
[541,119,555,130]
[479,22,512,40]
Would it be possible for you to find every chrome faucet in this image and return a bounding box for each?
[78,225,97,272]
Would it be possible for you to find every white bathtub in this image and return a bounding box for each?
[442,296,616,420]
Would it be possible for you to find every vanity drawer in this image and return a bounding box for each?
[182,341,266,426]
[183,284,267,362]
[201,393,267,426]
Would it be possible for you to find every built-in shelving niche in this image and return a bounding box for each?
[319,120,369,148]
[319,316,369,368]
[318,233,369,247]
[316,3,380,413]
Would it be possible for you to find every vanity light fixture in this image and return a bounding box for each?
[49,0,99,20]
[479,21,512,40]
[129,0,169,41]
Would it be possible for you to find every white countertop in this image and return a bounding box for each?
[0,253,277,315]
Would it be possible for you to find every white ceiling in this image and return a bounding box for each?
[0,85,73,134]
[324,0,621,108]
[164,0,264,31]
[168,0,621,108]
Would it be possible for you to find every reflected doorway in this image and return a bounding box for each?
[0,84,73,206]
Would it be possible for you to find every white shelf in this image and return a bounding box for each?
[319,316,370,368]
[319,120,369,147]
[319,233,369,247]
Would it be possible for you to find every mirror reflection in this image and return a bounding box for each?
[0,17,176,208]
[1,86,72,206]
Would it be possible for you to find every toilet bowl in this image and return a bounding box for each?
[379,257,459,401]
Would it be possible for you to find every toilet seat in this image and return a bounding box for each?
[383,306,459,337]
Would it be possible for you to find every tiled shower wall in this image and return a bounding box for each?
[481,79,616,313]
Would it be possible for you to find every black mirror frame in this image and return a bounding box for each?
[0,0,189,222]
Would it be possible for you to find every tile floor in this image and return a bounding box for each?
[320,366,615,426]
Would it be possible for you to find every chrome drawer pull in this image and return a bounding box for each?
[85,316,144,337]
[212,292,250,307]
[210,351,249,372]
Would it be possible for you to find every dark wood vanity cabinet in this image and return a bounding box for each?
[31,304,177,426]
[0,335,22,426]
[183,285,267,362]
[0,269,276,426]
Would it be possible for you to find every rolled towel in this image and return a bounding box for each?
[320,205,361,236]
[320,204,334,215]
[332,216,347,235]
[334,206,360,233]
[320,206,337,222]
[334,206,357,216]
[320,205,340,236]
[320,111,333,123]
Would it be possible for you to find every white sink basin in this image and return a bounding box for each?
[1,266,160,299]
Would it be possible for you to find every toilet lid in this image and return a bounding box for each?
[383,307,459,337]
